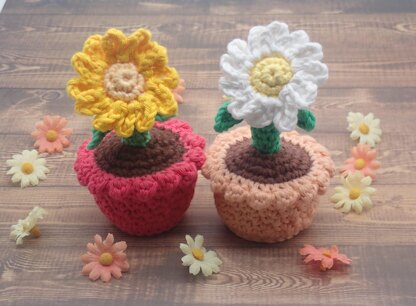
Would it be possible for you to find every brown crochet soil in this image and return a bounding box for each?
[225,138,312,184]
[94,127,185,177]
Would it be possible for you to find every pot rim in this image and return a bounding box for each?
[202,126,334,210]
[74,118,206,200]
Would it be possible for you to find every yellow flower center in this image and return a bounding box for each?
[104,63,144,101]
[359,123,370,134]
[322,250,332,258]
[191,248,204,261]
[250,54,293,97]
[349,188,361,200]
[30,226,41,238]
[354,158,366,170]
[21,162,34,174]
[46,129,58,142]
[99,252,113,266]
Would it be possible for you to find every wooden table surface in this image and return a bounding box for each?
[1,1,416,305]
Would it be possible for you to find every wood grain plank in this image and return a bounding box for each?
[0,131,414,186]
[0,14,416,88]
[0,244,415,306]
[4,0,416,15]
[1,0,416,305]
[0,87,414,133]
[0,184,415,246]
[0,87,414,186]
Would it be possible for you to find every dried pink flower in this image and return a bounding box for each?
[299,244,351,271]
[32,115,72,154]
[81,233,129,282]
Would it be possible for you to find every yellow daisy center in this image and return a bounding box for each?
[359,123,370,134]
[192,248,204,261]
[21,162,34,174]
[99,252,114,266]
[322,250,332,258]
[354,158,366,170]
[250,55,293,97]
[104,62,145,101]
[30,226,41,238]
[46,130,58,142]
[349,188,361,200]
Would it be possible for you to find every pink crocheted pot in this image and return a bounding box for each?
[74,119,205,236]
[202,126,334,243]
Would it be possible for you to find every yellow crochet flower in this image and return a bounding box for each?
[67,28,179,138]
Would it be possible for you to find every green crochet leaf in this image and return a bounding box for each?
[297,109,316,132]
[251,124,281,154]
[87,128,107,150]
[156,114,175,122]
[214,102,242,133]
[122,130,151,147]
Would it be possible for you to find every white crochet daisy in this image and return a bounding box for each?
[347,112,382,147]
[180,234,222,276]
[220,21,328,131]
[10,206,47,245]
[6,150,49,188]
[331,172,376,214]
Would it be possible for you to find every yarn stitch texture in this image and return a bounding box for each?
[202,126,334,243]
[220,21,328,132]
[74,119,205,236]
[67,28,179,138]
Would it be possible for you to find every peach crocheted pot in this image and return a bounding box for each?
[74,119,205,236]
[202,126,334,243]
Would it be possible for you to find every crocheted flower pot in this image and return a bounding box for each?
[202,126,334,243]
[74,119,205,236]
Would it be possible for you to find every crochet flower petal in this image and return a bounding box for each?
[68,28,179,137]
[220,21,327,132]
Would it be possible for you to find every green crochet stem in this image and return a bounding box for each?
[250,110,315,153]
[87,129,107,150]
[213,103,317,154]
[122,130,151,147]
[214,101,242,133]
[251,124,281,154]
[297,109,316,131]
[122,113,174,146]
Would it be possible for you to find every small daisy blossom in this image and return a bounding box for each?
[10,206,47,245]
[172,79,186,104]
[340,143,381,179]
[331,172,376,214]
[347,112,381,147]
[81,233,129,282]
[299,244,351,271]
[32,115,73,154]
[6,150,49,188]
[220,21,328,132]
[180,234,222,276]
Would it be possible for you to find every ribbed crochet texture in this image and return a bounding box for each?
[202,126,334,243]
[74,119,205,236]
[250,124,281,154]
